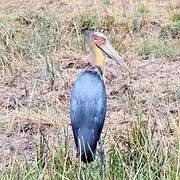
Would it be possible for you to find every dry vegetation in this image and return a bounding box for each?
[0,0,180,179]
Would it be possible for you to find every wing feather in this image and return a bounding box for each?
[70,70,106,148]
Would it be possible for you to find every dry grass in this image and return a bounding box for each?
[0,0,180,179]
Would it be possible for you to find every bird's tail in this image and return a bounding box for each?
[77,128,97,163]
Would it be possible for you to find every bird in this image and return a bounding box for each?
[70,30,130,163]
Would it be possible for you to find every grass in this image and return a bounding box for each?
[159,12,180,41]
[0,12,60,58]
[0,116,179,179]
[137,4,150,17]
[0,0,180,179]
[0,12,61,87]
[137,40,179,58]
[160,21,180,40]
[100,0,114,6]
[137,10,180,59]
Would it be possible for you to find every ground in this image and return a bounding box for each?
[0,0,179,171]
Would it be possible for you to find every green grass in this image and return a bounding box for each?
[160,22,180,39]
[131,3,150,32]
[100,0,114,6]
[136,11,180,59]
[137,40,179,58]
[137,3,150,17]
[0,12,60,86]
[0,117,179,179]
[159,13,180,40]
[171,13,180,23]
[0,97,179,179]
[0,12,60,59]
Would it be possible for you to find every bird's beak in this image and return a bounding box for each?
[97,41,130,72]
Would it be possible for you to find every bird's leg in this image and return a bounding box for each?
[79,162,88,180]
[99,137,105,180]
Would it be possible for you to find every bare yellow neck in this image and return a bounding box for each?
[93,45,104,67]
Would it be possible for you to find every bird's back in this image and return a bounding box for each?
[70,67,106,162]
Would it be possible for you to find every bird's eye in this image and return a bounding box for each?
[93,36,106,46]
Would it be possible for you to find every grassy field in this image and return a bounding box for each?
[0,0,179,179]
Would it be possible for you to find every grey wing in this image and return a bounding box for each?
[70,91,83,147]
[91,92,106,141]
[70,78,106,147]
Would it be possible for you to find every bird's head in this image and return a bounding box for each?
[85,30,130,72]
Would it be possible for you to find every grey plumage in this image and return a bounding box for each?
[70,67,106,163]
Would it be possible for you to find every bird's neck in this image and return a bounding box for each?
[93,44,104,67]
